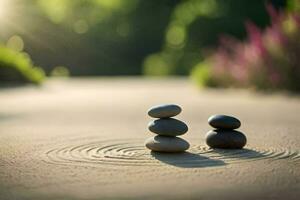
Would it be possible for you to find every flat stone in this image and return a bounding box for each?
[148,118,188,136]
[145,135,190,153]
[208,114,241,129]
[148,104,182,118]
[205,129,247,149]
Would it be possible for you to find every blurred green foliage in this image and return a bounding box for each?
[143,0,279,76]
[0,0,288,84]
[0,0,179,77]
[0,0,282,78]
[0,45,45,85]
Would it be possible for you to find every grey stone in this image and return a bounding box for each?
[205,129,247,149]
[148,118,188,136]
[148,104,182,118]
[145,135,190,153]
[208,114,241,129]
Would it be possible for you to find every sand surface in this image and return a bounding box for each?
[0,78,299,200]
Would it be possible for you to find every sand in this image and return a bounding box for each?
[0,78,299,200]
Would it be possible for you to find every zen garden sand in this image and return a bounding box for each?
[0,78,299,200]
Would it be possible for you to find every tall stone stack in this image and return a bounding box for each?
[145,104,189,153]
[206,114,247,149]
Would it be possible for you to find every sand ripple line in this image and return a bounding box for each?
[192,146,299,163]
[44,139,300,168]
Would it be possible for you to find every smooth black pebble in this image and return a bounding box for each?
[148,118,188,136]
[206,129,247,149]
[147,104,182,118]
[208,114,241,129]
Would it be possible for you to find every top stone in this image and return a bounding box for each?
[147,104,182,118]
[208,114,241,129]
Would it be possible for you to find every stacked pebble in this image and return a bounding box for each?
[206,115,247,149]
[145,104,189,153]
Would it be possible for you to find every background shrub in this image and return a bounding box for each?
[191,5,300,92]
[0,45,45,85]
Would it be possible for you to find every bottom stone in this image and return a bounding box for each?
[206,129,247,149]
[145,135,190,153]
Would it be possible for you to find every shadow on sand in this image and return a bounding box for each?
[151,151,225,168]
[0,113,21,122]
[209,148,266,160]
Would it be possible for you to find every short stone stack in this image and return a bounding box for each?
[145,104,189,153]
[206,115,247,149]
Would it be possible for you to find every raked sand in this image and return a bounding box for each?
[0,78,299,200]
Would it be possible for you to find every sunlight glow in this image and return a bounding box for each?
[0,0,10,19]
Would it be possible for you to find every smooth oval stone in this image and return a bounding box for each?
[148,104,182,118]
[145,135,190,153]
[148,118,188,136]
[208,114,241,129]
[205,129,247,149]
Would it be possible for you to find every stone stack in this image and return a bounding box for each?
[145,104,189,153]
[205,114,247,149]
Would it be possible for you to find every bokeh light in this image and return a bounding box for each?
[6,35,24,52]
[73,20,89,34]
